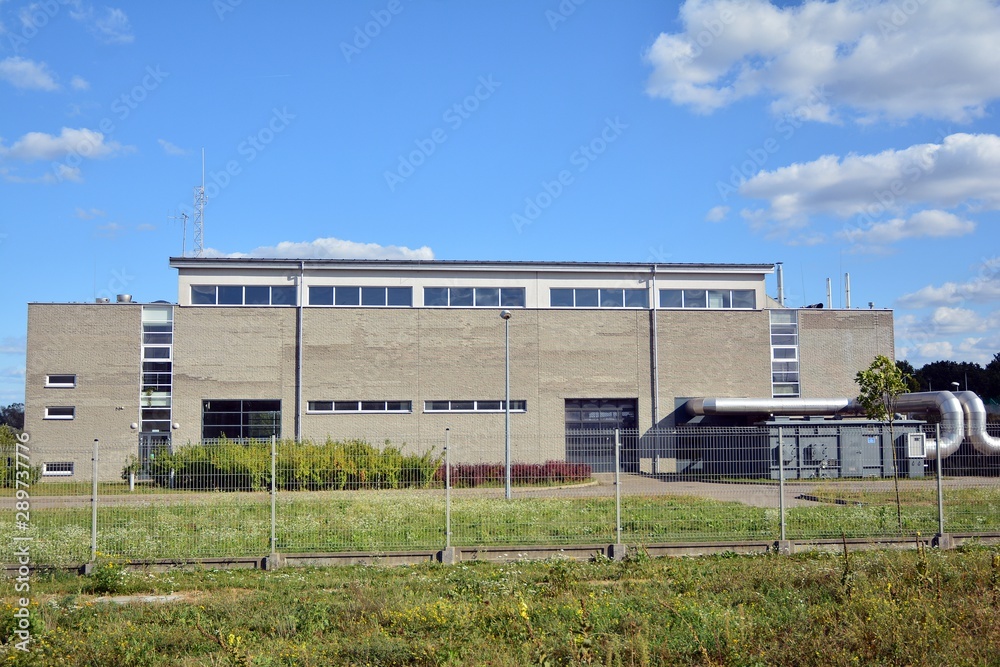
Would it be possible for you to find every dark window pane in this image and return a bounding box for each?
[244,286,270,305]
[218,286,243,305]
[143,333,172,344]
[426,401,450,411]
[205,400,241,412]
[385,401,411,412]
[141,408,171,421]
[600,289,624,308]
[451,401,475,410]
[708,290,731,308]
[143,362,172,373]
[732,290,755,309]
[361,401,385,411]
[334,401,359,412]
[362,287,387,306]
[575,289,599,307]
[771,334,798,346]
[309,401,334,412]
[244,400,281,412]
[624,289,648,308]
[271,286,297,306]
[335,286,360,306]
[309,286,334,306]
[773,348,797,360]
[508,400,527,411]
[424,288,448,306]
[191,285,216,305]
[659,289,683,308]
[450,288,474,307]
[144,347,170,359]
[771,324,797,335]
[501,287,525,307]
[387,287,412,306]
[550,288,574,307]
[143,324,172,334]
[477,400,502,411]
[683,290,707,308]
[475,288,499,307]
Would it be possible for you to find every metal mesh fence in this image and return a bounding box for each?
[6,422,1000,566]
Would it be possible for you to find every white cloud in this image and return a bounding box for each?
[0,336,25,354]
[1,163,81,184]
[705,205,729,222]
[157,139,187,156]
[0,127,128,162]
[735,133,1000,241]
[645,0,1000,123]
[136,223,156,231]
[838,210,975,246]
[897,257,1000,308]
[70,75,89,91]
[74,207,105,220]
[0,56,58,91]
[205,237,435,261]
[95,222,124,238]
[70,3,133,44]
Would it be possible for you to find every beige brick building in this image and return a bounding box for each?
[24,258,893,480]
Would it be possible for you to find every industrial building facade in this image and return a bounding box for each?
[24,258,893,480]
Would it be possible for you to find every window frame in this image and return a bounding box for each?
[42,462,74,476]
[45,374,77,388]
[424,287,527,308]
[306,400,413,414]
[423,400,527,413]
[44,406,75,420]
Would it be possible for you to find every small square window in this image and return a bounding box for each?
[45,374,76,388]
[244,286,270,305]
[708,290,731,309]
[550,289,574,307]
[624,289,648,308]
[191,285,216,305]
[475,288,499,307]
[217,286,243,305]
[271,286,297,306]
[387,287,412,307]
[44,406,75,420]
[600,289,624,308]
[732,290,755,309]
[501,287,526,307]
[683,290,707,308]
[361,287,387,306]
[659,289,683,308]
[309,286,334,306]
[335,287,361,306]
[424,288,448,306]
[575,289,599,307]
[450,288,474,307]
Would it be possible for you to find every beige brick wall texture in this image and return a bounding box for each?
[25,304,142,480]
[24,303,892,479]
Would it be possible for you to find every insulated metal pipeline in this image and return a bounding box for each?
[685,397,862,417]
[955,391,1000,455]
[894,392,964,458]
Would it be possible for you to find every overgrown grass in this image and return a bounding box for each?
[4,486,1000,566]
[3,548,1000,665]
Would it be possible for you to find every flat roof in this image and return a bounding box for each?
[169,257,776,274]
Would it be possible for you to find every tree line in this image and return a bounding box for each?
[897,353,1000,402]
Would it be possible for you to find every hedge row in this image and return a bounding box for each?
[433,461,592,488]
[125,438,441,492]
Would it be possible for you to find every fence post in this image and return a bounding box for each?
[441,428,458,564]
[933,422,953,549]
[90,438,98,564]
[777,427,790,553]
[610,428,626,560]
[270,434,277,555]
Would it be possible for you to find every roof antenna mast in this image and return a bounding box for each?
[193,148,206,257]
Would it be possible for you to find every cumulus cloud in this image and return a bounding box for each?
[838,210,976,246]
[0,336,25,354]
[0,56,58,91]
[70,3,134,44]
[705,205,730,222]
[70,75,89,91]
[645,0,1000,123]
[157,139,187,156]
[74,207,105,220]
[0,127,128,162]
[204,237,435,261]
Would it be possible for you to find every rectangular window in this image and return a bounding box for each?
[600,289,624,308]
[191,285,216,305]
[387,287,412,306]
[335,286,361,306]
[475,287,499,307]
[575,289,599,307]
[683,290,707,308]
[551,287,647,309]
[361,287,386,306]
[217,285,243,305]
[309,286,334,306]
[659,289,683,308]
[45,374,76,388]
[450,287,474,307]
[270,286,297,306]
[424,400,527,413]
[550,288,575,307]
[708,290,731,309]
[244,286,270,305]
[42,462,74,476]
[143,346,171,361]
[500,287,526,307]
[424,287,525,308]
[624,289,649,308]
[44,406,75,420]
[732,290,756,309]
[202,399,281,440]
[424,287,449,306]
[309,400,412,413]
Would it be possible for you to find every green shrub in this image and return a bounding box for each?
[0,425,40,487]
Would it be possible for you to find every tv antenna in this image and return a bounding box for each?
[168,211,189,257]
[193,148,206,257]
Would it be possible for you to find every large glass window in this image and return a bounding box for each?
[202,399,281,440]
[307,400,412,413]
[659,288,756,309]
[770,311,800,397]
[423,400,527,412]
[191,285,298,306]
[550,288,648,308]
[424,287,525,308]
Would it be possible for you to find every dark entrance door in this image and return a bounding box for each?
[565,399,638,473]
[138,432,171,480]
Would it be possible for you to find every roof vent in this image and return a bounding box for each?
[95,297,110,304]
[116,294,133,303]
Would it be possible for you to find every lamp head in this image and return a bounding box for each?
[499,310,512,320]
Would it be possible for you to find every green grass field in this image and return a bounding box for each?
[3,546,1000,665]
[3,485,1000,566]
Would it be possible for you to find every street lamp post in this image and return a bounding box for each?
[500,309,512,500]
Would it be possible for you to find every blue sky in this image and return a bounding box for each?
[2,0,1000,404]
